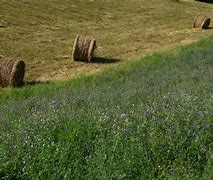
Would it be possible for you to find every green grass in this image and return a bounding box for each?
[0,37,213,179]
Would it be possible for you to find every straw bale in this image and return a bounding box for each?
[0,57,25,87]
[193,14,211,29]
[72,35,96,62]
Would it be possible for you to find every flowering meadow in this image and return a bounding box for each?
[0,37,213,179]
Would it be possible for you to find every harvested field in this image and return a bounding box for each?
[0,0,212,82]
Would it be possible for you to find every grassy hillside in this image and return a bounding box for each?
[0,36,212,179]
[0,0,213,82]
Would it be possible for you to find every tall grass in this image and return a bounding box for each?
[0,37,213,179]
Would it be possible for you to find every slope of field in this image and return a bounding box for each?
[0,0,213,82]
[0,36,212,179]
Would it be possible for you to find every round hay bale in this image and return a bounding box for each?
[193,14,211,29]
[72,35,96,62]
[0,57,25,87]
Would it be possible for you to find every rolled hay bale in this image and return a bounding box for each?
[72,35,96,62]
[0,57,25,87]
[193,14,211,29]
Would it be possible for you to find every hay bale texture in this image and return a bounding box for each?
[193,14,211,29]
[0,57,25,87]
[72,35,96,62]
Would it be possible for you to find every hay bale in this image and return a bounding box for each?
[193,14,211,29]
[0,57,25,87]
[72,35,96,62]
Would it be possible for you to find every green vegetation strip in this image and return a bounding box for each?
[0,37,213,179]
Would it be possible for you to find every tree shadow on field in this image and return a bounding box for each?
[25,80,50,86]
[195,0,213,3]
[91,57,121,64]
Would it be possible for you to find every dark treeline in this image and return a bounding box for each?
[195,0,213,4]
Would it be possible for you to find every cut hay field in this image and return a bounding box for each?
[0,0,213,82]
